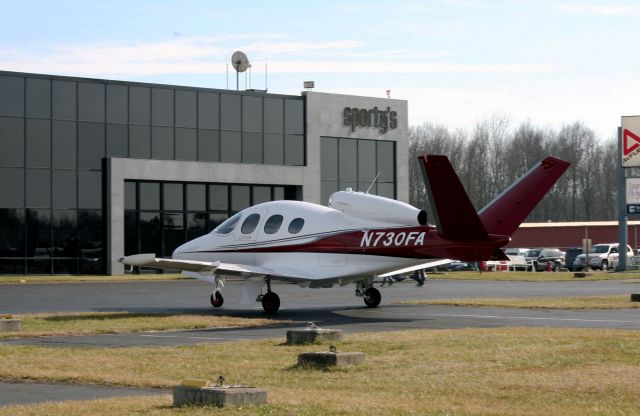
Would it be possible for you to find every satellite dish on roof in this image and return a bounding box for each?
[231,51,250,91]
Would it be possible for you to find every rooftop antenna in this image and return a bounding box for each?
[365,172,381,194]
[231,51,250,91]
[265,62,268,92]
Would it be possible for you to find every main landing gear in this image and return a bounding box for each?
[259,277,280,314]
[210,276,225,308]
[356,278,381,308]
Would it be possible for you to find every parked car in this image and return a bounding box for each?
[573,243,634,271]
[524,248,566,271]
[564,247,583,271]
[504,247,529,256]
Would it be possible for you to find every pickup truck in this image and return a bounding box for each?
[572,243,634,271]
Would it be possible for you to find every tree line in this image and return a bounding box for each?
[408,116,621,222]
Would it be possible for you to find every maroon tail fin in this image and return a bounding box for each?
[419,155,490,241]
[478,157,570,237]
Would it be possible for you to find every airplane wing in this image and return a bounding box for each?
[118,253,312,283]
[376,259,453,277]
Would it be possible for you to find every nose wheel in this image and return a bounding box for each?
[261,291,280,314]
[210,291,224,308]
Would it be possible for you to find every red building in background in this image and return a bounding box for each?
[508,221,640,250]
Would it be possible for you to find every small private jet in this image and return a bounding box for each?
[120,154,569,313]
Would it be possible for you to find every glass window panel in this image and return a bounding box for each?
[0,208,25,257]
[0,259,25,274]
[264,214,283,234]
[263,133,283,165]
[359,182,375,193]
[220,94,241,130]
[163,212,184,256]
[78,171,102,209]
[339,181,358,193]
[338,139,357,181]
[284,134,304,166]
[139,182,160,210]
[79,258,104,274]
[106,123,128,158]
[241,213,260,234]
[175,90,196,128]
[198,92,219,129]
[52,170,77,209]
[106,84,127,123]
[197,129,219,162]
[125,181,136,210]
[78,82,105,122]
[284,99,304,134]
[129,125,150,158]
[0,116,24,167]
[26,78,51,118]
[152,88,174,126]
[26,169,50,208]
[53,258,78,274]
[242,132,262,164]
[208,184,228,211]
[0,75,24,117]
[186,212,207,240]
[52,209,77,258]
[377,182,395,199]
[284,186,300,201]
[129,86,150,125]
[26,119,51,168]
[264,98,283,133]
[52,120,76,169]
[151,126,174,160]
[78,122,105,170]
[220,131,241,163]
[358,140,376,182]
[124,211,138,255]
[52,80,76,120]
[163,183,183,211]
[0,167,24,208]
[186,184,205,211]
[321,180,338,205]
[242,96,262,132]
[377,141,395,182]
[27,208,51,258]
[78,210,103,268]
[273,186,285,201]
[288,218,305,234]
[175,128,196,161]
[252,186,271,204]
[321,137,338,180]
[27,259,51,273]
[208,213,228,232]
[231,185,250,212]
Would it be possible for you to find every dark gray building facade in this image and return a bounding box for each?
[0,70,407,275]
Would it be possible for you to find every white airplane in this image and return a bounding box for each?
[120,154,569,313]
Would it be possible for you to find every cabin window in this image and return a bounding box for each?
[264,214,284,234]
[241,213,261,234]
[288,217,305,234]
[213,212,241,235]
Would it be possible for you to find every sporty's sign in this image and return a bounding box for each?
[360,230,426,248]
[621,116,640,168]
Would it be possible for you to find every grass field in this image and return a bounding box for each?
[0,312,286,339]
[0,327,639,415]
[398,294,640,309]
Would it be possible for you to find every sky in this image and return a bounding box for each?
[1,0,639,139]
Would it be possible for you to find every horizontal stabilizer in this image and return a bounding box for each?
[419,155,490,241]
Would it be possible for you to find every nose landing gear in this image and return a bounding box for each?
[356,278,381,308]
[260,277,280,314]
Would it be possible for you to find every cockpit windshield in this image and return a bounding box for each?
[212,213,241,235]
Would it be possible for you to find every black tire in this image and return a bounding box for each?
[601,260,608,271]
[210,292,224,307]
[553,264,560,272]
[363,287,381,308]
[261,292,280,314]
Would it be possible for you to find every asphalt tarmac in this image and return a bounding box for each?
[1,277,639,406]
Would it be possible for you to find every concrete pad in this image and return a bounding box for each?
[287,324,343,345]
[0,319,22,331]
[298,351,365,367]
[173,385,267,407]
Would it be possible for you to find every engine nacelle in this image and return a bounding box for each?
[329,190,427,226]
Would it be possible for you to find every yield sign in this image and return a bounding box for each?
[623,128,640,156]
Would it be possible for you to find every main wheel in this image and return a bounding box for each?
[363,287,381,308]
[210,292,224,307]
[601,260,608,271]
[261,292,280,314]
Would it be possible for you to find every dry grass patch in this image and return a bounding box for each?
[0,274,185,284]
[429,271,640,282]
[0,327,639,415]
[0,312,285,339]
[397,295,640,309]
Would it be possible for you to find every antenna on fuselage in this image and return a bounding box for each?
[365,172,381,194]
